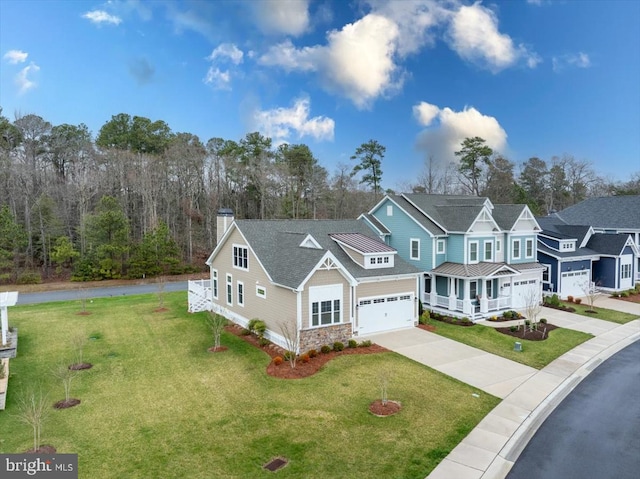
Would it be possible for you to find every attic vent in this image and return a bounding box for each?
[300,234,322,249]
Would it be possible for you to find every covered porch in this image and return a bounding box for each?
[422,263,522,321]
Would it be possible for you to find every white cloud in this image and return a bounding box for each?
[207,43,244,65]
[82,10,123,25]
[203,68,232,90]
[447,2,538,72]
[3,50,28,64]
[552,52,591,72]
[252,97,334,144]
[260,13,402,109]
[414,102,507,165]
[16,62,40,94]
[413,101,440,126]
[253,0,310,36]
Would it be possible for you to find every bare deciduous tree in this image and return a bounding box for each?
[207,312,227,351]
[522,286,543,332]
[279,320,299,369]
[580,280,601,312]
[378,368,392,406]
[15,388,50,452]
[52,363,79,404]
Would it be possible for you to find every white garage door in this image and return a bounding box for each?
[561,270,589,298]
[357,294,414,336]
[511,278,540,309]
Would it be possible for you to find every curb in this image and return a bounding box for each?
[483,322,640,479]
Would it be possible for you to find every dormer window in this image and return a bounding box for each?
[365,254,394,269]
[560,241,576,252]
[300,234,322,249]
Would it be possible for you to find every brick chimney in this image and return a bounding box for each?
[216,208,234,245]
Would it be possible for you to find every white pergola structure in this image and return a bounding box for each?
[0,292,18,346]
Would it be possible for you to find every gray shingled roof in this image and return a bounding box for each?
[234,219,420,289]
[556,196,640,229]
[492,204,527,230]
[400,194,487,232]
[537,216,592,243]
[389,195,446,235]
[586,233,632,256]
[362,213,391,235]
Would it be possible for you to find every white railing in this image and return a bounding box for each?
[487,296,511,311]
[188,279,212,313]
[424,292,512,321]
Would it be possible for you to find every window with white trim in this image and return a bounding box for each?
[525,238,534,258]
[512,239,521,260]
[542,265,550,283]
[226,274,233,305]
[484,241,493,261]
[621,263,631,279]
[256,285,266,299]
[311,299,341,326]
[469,241,479,263]
[237,281,244,307]
[386,205,393,216]
[212,269,218,299]
[233,245,248,270]
[410,239,420,260]
[437,239,446,254]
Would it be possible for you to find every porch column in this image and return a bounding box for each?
[430,276,437,307]
[448,278,457,311]
[480,294,488,314]
[462,280,471,315]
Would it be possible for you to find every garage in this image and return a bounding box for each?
[560,270,589,299]
[357,293,414,336]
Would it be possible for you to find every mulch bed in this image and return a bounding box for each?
[53,398,81,409]
[430,316,475,327]
[613,294,640,304]
[495,322,559,341]
[69,362,93,370]
[224,324,388,379]
[369,399,402,416]
[543,303,576,313]
[25,445,57,454]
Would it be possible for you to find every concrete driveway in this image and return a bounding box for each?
[363,328,537,399]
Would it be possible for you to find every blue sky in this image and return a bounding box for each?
[1,0,639,189]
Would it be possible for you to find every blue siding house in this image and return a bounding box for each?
[536,215,638,298]
[362,194,544,321]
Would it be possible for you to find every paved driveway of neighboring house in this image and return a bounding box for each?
[363,328,537,399]
[596,296,640,315]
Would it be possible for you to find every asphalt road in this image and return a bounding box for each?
[506,340,640,479]
[15,281,189,305]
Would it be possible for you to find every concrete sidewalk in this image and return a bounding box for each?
[424,298,640,479]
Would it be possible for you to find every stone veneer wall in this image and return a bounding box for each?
[298,323,353,353]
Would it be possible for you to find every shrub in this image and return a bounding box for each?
[574,298,582,304]
[258,338,270,347]
[567,295,574,303]
[17,271,42,285]
[524,319,531,327]
[320,345,331,354]
[348,339,358,349]
[621,291,629,298]
[503,311,513,319]
[333,341,345,352]
[540,318,548,324]
[460,318,473,325]
[300,353,310,363]
[308,349,318,358]
[359,340,372,347]
[247,318,266,337]
[240,328,251,336]
[510,325,517,332]
[612,292,620,298]
[546,294,561,307]
[273,356,284,366]
[283,351,293,361]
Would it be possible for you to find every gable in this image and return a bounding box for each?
[468,207,500,233]
[511,207,540,233]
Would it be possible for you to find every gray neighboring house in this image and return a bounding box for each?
[552,196,640,282]
[189,210,421,353]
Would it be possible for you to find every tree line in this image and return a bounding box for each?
[0,109,636,284]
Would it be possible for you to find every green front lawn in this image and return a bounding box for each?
[0,293,499,478]
[558,301,638,324]
[427,320,593,369]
